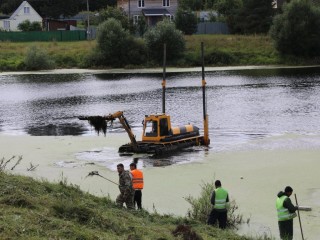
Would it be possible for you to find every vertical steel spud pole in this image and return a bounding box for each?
[201,42,210,146]
[162,43,166,114]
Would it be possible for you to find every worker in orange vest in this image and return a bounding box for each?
[130,162,144,209]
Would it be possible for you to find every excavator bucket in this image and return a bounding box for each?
[78,116,111,135]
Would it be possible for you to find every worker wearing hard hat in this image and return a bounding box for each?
[276,186,298,240]
[130,162,144,210]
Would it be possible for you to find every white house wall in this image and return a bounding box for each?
[1,1,42,31]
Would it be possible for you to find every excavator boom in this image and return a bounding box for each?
[79,111,138,151]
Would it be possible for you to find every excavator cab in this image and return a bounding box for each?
[142,114,171,142]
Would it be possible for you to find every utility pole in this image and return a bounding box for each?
[128,0,131,21]
[87,0,90,40]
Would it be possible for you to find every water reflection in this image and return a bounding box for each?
[26,123,86,136]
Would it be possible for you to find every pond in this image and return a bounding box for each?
[1,67,320,154]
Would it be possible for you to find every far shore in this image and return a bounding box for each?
[1,64,320,76]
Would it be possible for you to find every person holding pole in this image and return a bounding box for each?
[116,163,135,209]
[276,186,298,240]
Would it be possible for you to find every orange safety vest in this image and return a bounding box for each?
[131,169,144,190]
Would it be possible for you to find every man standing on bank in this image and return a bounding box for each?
[130,162,144,209]
[116,163,135,209]
[207,180,229,229]
[276,186,298,240]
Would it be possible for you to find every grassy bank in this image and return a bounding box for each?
[184,35,279,66]
[0,34,315,71]
[0,171,269,240]
[0,41,95,71]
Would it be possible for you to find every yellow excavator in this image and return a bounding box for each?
[79,110,204,155]
[79,43,210,155]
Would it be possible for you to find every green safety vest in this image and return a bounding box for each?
[276,195,297,221]
[214,187,228,209]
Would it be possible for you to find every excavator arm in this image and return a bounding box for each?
[79,111,138,151]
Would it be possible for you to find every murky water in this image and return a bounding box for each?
[1,67,320,155]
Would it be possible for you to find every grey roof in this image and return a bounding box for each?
[142,9,171,16]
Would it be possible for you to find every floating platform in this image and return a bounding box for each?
[119,136,205,156]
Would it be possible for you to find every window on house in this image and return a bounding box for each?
[138,0,145,8]
[24,7,30,14]
[3,20,10,30]
[133,15,140,25]
[163,0,170,7]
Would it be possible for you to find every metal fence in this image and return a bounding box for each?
[0,30,87,42]
[196,22,229,35]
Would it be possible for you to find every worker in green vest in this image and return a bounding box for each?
[207,180,229,229]
[276,186,298,240]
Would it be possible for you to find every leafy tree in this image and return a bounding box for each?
[179,0,203,11]
[270,0,320,57]
[144,19,185,63]
[231,0,275,34]
[214,0,242,16]
[136,17,147,37]
[175,9,198,35]
[94,18,146,67]
[184,0,243,24]
[97,7,129,29]
[17,20,42,31]
[0,0,21,14]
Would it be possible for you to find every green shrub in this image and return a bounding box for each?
[206,50,236,65]
[53,54,80,67]
[24,45,55,70]
[270,0,320,57]
[125,37,148,66]
[18,20,42,31]
[144,19,185,63]
[185,181,246,228]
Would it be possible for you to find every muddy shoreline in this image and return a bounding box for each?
[1,65,320,76]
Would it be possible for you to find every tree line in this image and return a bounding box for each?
[3,0,320,69]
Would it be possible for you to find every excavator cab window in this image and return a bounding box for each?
[145,120,158,137]
[160,118,169,136]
